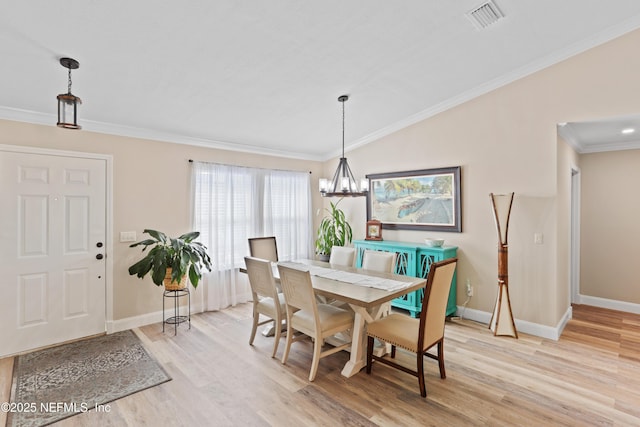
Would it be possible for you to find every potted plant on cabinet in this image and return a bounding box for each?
[128,229,212,290]
[315,200,353,261]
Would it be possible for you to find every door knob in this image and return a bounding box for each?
[96,242,103,248]
[96,254,104,260]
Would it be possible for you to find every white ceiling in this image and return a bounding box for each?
[3,1,640,160]
[559,115,640,153]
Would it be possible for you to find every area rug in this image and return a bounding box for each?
[7,330,171,427]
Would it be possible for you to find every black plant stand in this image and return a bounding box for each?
[163,288,191,335]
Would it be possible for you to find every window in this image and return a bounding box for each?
[191,161,312,271]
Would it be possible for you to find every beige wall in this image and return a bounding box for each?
[556,135,580,320]
[326,27,640,328]
[4,26,640,332]
[580,149,640,304]
[0,120,323,321]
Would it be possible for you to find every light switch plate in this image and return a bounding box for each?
[120,231,137,242]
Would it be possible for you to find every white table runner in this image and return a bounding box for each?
[280,262,411,292]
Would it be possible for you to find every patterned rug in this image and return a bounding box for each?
[7,330,171,427]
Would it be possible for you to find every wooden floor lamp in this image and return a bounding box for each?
[489,192,518,338]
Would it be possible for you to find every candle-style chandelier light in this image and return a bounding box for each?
[319,95,368,197]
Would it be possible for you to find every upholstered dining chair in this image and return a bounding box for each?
[277,264,354,381]
[244,256,286,358]
[248,236,278,262]
[329,246,356,267]
[365,257,457,397]
[361,249,397,273]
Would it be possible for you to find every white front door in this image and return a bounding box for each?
[0,150,107,357]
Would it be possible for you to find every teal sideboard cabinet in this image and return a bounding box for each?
[353,240,458,317]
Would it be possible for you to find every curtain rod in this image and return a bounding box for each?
[188,159,311,174]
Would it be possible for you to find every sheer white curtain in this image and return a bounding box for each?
[191,161,312,311]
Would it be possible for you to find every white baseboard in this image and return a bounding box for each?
[107,302,205,334]
[575,294,640,314]
[554,305,573,340]
[106,291,255,334]
[455,305,573,341]
[107,311,163,334]
[455,306,492,325]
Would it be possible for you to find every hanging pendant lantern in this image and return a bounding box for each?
[57,57,82,130]
[319,95,368,197]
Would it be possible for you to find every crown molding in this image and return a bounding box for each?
[579,139,640,154]
[0,106,322,161]
[557,123,583,152]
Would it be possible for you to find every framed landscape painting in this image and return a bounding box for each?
[366,166,461,232]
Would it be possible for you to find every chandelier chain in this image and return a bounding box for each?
[342,99,345,157]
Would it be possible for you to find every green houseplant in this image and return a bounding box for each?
[315,200,353,260]
[128,229,212,289]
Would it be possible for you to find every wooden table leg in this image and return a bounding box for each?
[340,304,385,377]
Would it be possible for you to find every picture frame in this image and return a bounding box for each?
[365,219,383,240]
[366,166,461,232]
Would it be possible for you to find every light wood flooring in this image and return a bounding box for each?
[2,303,639,426]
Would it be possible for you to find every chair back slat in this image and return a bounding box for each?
[420,259,457,348]
[248,236,278,262]
[244,256,279,301]
[277,265,316,313]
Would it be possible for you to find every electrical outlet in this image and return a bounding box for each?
[466,280,473,297]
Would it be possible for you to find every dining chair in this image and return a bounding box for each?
[244,256,286,358]
[361,249,397,273]
[277,264,354,381]
[321,246,357,306]
[329,246,356,267]
[365,258,458,397]
[248,236,278,262]
[361,250,397,315]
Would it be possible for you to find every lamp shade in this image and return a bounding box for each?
[490,192,514,245]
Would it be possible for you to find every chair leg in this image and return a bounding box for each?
[271,318,281,358]
[366,336,375,374]
[309,337,323,381]
[281,323,294,365]
[249,309,259,345]
[391,345,396,358]
[437,340,446,379]
[417,352,427,398]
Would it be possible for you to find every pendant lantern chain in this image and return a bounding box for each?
[67,68,73,94]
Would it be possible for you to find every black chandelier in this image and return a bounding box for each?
[319,95,368,197]
[57,57,82,130]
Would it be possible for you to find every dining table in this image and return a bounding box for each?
[256,259,427,378]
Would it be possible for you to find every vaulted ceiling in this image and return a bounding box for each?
[3,1,640,160]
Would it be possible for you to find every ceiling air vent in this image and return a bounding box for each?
[466,1,504,30]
